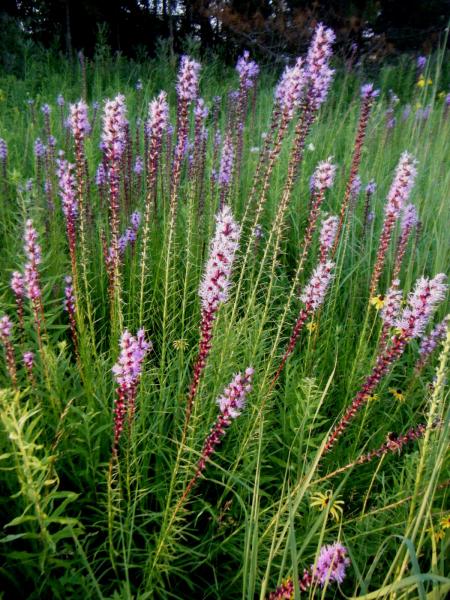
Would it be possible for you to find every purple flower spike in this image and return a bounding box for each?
[41,104,51,116]
[306,23,336,109]
[147,91,169,137]
[102,94,128,160]
[311,158,336,192]
[396,274,448,339]
[313,542,350,586]
[236,50,259,89]
[133,156,144,175]
[300,260,335,310]
[11,271,24,298]
[275,58,307,120]
[417,56,427,71]
[319,215,339,260]
[361,83,380,99]
[70,100,91,138]
[218,134,234,188]
[380,280,403,327]
[365,179,377,195]
[199,204,241,313]
[0,138,7,161]
[385,152,418,218]
[23,351,34,370]
[176,55,201,103]
[57,94,65,107]
[0,315,13,342]
[417,316,449,369]
[34,138,46,158]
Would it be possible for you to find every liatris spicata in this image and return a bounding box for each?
[275,58,306,122]
[102,94,128,298]
[10,271,25,330]
[415,316,449,372]
[176,55,201,104]
[393,203,418,280]
[234,50,259,175]
[182,368,253,500]
[22,351,35,385]
[333,84,379,252]
[56,157,78,278]
[299,159,336,272]
[112,329,151,452]
[272,261,334,387]
[63,276,78,355]
[370,152,418,295]
[0,315,17,387]
[378,279,403,350]
[218,134,234,208]
[185,205,241,431]
[23,220,44,336]
[324,273,447,453]
[363,179,377,230]
[0,137,7,181]
[267,542,350,599]
[319,215,339,263]
[117,211,140,255]
[70,100,91,140]
[305,23,336,110]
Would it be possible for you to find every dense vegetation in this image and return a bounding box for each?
[0,25,449,599]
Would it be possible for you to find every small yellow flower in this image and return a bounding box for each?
[440,514,450,530]
[366,393,379,402]
[417,77,425,88]
[433,529,445,542]
[310,490,344,522]
[389,388,405,402]
[438,91,445,101]
[306,321,317,333]
[173,338,188,351]
[426,78,433,86]
[370,295,385,310]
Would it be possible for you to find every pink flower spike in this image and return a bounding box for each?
[396,274,447,339]
[380,280,403,327]
[176,55,201,103]
[313,542,350,586]
[319,215,339,261]
[199,204,241,313]
[385,152,418,219]
[10,271,25,298]
[23,351,34,370]
[70,100,91,139]
[300,260,335,311]
[0,315,13,342]
[275,58,306,120]
[147,91,169,138]
[311,158,336,192]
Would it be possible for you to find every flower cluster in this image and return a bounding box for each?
[0,138,7,162]
[102,94,128,160]
[311,158,336,192]
[197,368,254,472]
[268,541,350,599]
[118,211,141,254]
[23,220,42,302]
[0,314,16,386]
[56,158,78,221]
[319,215,339,261]
[385,152,418,218]
[361,83,380,100]
[305,23,336,109]
[400,203,418,233]
[313,542,351,586]
[275,58,306,120]
[236,50,259,89]
[147,91,169,139]
[218,134,234,189]
[112,329,152,451]
[176,55,201,103]
[380,280,403,327]
[396,274,448,339]
[199,204,241,313]
[416,316,449,370]
[70,100,91,139]
[300,261,335,311]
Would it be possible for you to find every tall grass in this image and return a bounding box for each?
[0,33,449,599]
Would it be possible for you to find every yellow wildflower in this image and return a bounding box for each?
[310,490,344,522]
[306,321,317,333]
[440,514,450,530]
[370,295,385,310]
[417,77,425,88]
[366,393,379,402]
[389,388,405,402]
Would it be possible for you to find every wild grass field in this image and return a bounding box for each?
[0,26,449,599]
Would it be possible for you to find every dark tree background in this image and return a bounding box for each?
[1,1,449,63]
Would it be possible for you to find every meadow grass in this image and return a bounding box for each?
[0,36,449,599]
